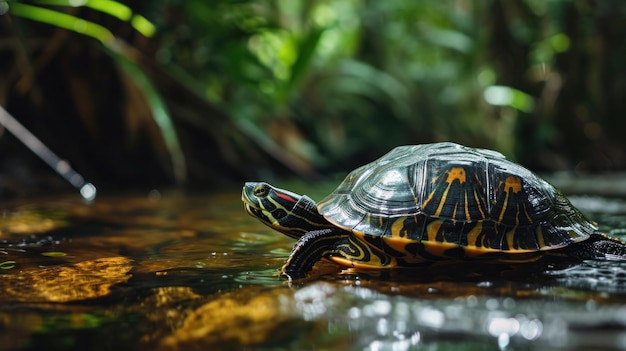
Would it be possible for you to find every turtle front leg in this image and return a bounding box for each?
[281,229,396,278]
[281,228,347,279]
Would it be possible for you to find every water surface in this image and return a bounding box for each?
[2,182,626,350]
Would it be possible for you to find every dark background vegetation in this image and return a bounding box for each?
[1,0,626,197]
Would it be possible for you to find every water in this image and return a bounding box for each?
[2,184,626,350]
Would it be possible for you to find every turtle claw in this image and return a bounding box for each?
[280,267,307,280]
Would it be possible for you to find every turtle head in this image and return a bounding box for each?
[242,182,331,239]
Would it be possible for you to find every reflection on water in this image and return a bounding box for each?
[1,186,626,350]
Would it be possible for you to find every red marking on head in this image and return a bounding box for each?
[276,191,297,203]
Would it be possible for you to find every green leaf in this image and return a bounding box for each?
[106,47,187,183]
[130,14,155,37]
[483,85,535,113]
[283,27,326,98]
[28,0,156,37]
[34,0,131,20]
[9,2,114,44]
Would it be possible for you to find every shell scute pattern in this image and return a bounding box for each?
[318,142,597,253]
[420,154,489,222]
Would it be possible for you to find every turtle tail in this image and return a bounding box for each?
[566,233,626,260]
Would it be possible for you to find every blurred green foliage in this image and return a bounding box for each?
[147,0,626,171]
[2,0,626,193]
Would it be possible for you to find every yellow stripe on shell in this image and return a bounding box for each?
[497,187,509,223]
[379,236,415,256]
[433,183,449,218]
[427,220,443,242]
[432,167,466,218]
[472,188,486,219]
[522,204,533,223]
[419,241,461,257]
[421,173,440,212]
[466,222,483,247]
[497,176,524,223]
[505,229,516,251]
[504,176,523,193]
[536,226,546,248]
[447,167,467,183]
[464,191,471,221]
[390,217,406,238]
[461,245,540,259]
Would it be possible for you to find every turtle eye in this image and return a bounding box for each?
[253,184,270,197]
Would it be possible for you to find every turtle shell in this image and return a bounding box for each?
[317,142,596,255]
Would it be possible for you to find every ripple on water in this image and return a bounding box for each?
[546,261,626,294]
[279,282,626,350]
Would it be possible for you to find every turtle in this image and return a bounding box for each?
[242,142,626,278]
